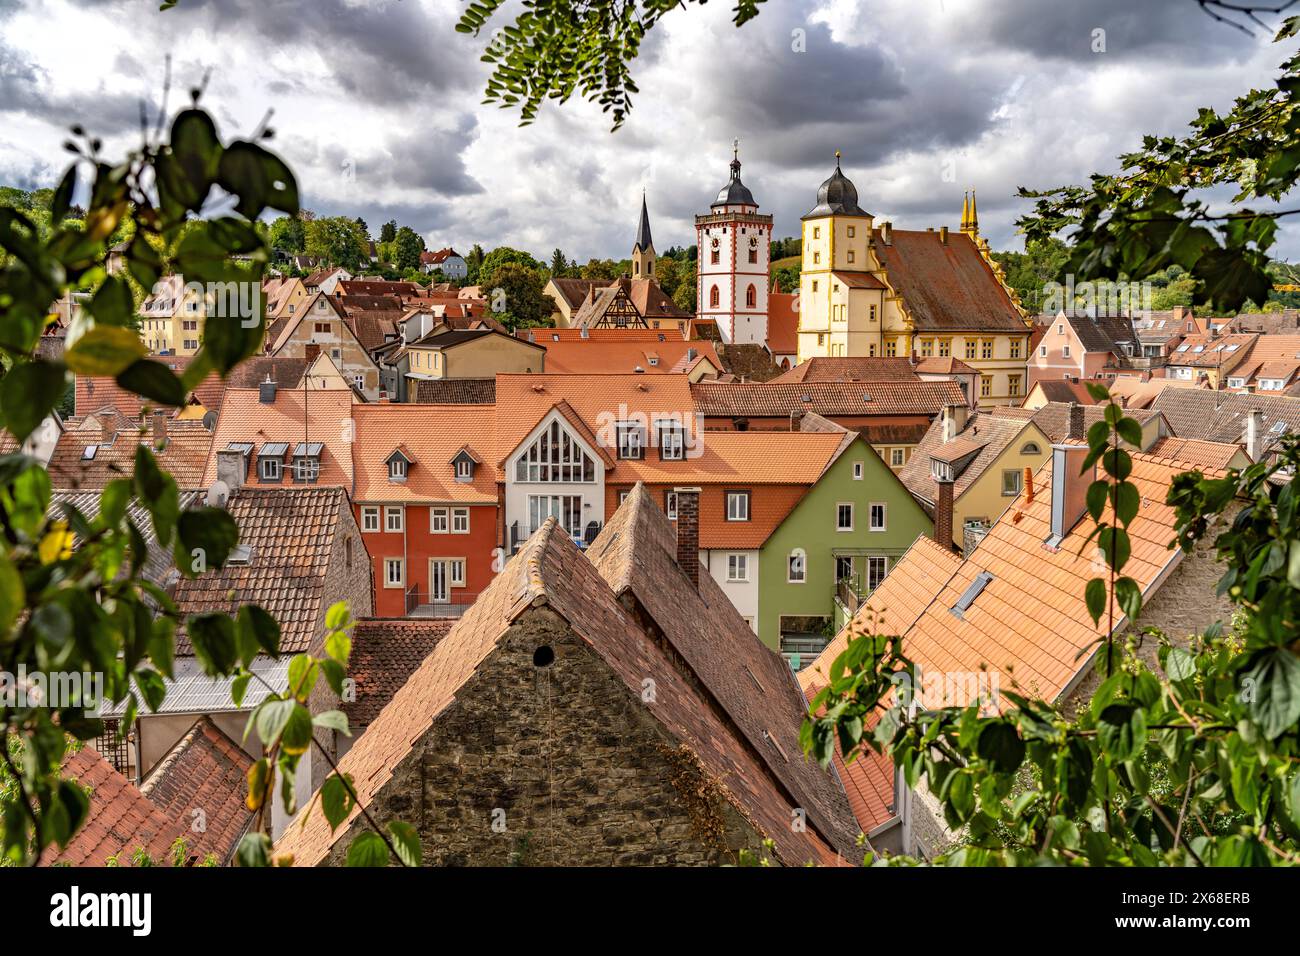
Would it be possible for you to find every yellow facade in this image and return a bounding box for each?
[947,422,1051,549]
[796,175,1031,406]
[139,283,207,356]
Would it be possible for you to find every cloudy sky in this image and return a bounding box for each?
[1,0,1295,260]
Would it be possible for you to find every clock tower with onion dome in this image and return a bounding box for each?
[694,141,773,344]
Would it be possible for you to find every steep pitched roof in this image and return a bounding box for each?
[898,412,1043,505]
[546,277,601,311]
[1027,379,1095,405]
[41,746,185,867]
[1151,388,1300,456]
[1147,436,1248,470]
[1063,312,1139,356]
[202,386,355,488]
[138,716,254,864]
[535,337,720,376]
[344,619,454,727]
[767,292,799,355]
[352,404,498,503]
[173,487,351,655]
[1167,332,1256,369]
[1027,401,1159,443]
[276,508,859,867]
[873,229,1027,333]
[589,484,863,858]
[48,416,213,490]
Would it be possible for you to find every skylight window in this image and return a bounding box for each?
[81,445,97,460]
[951,571,994,619]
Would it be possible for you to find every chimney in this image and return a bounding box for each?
[790,410,805,430]
[934,475,954,548]
[881,221,892,246]
[216,449,247,497]
[1067,401,1085,441]
[580,327,589,339]
[1246,408,1262,461]
[674,487,700,588]
[259,378,278,404]
[151,410,168,449]
[1024,467,1035,504]
[941,403,969,443]
[939,226,949,245]
[686,347,697,362]
[1047,443,1094,546]
[100,416,115,446]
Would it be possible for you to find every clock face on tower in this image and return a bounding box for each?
[711,237,720,248]
[749,237,758,247]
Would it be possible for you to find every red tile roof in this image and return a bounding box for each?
[276,497,861,867]
[767,292,799,355]
[138,716,254,863]
[173,487,354,655]
[344,619,454,726]
[773,357,921,384]
[41,745,185,867]
[352,404,498,504]
[48,416,213,490]
[874,229,1028,333]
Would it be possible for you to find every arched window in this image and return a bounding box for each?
[745,284,756,308]
[709,285,720,308]
[1020,442,1041,455]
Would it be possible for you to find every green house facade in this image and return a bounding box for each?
[757,434,932,663]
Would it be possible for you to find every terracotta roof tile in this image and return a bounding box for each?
[344,619,454,727]
[352,404,497,503]
[173,487,351,655]
[48,416,213,490]
[138,716,254,863]
[772,357,921,384]
[410,378,496,404]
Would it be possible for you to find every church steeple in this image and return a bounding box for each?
[632,190,656,280]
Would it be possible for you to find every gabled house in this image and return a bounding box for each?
[274,488,864,866]
[1222,334,1300,392]
[1028,311,1140,386]
[544,277,601,324]
[404,328,545,383]
[265,292,385,399]
[419,247,468,279]
[569,277,692,335]
[350,403,499,618]
[1150,388,1300,465]
[303,267,351,295]
[47,410,212,491]
[898,404,1053,553]
[263,276,308,322]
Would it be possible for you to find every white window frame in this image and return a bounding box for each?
[866,555,889,592]
[383,558,404,588]
[726,491,750,522]
[455,458,473,479]
[890,448,905,467]
[852,461,864,480]
[1002,469,1023,497]
[389,458,407,480]
[452,508,470,533]
[869,502,887,532]
[361,506,380,533]
[385,506,404,533]
[726,553,749,583]
[836,502,854,532]
[787,550,806,584]
[431,507,449,533]
[258,457,281,481]
[664,491,678,520]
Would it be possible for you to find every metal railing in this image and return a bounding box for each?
[403,585,482,619]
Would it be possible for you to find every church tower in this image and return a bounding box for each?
[632,191,656,280]
[694,141,773,344]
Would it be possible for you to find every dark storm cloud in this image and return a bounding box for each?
[69,0,481,104]
[0,35,155,135]
[941,0,1263,63]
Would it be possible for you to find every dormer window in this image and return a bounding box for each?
[386,447,413,482]
[257,442,289,482]
[292,442,323,483]
[616,423,645,460]
[657,420,685,461]
[930,458,956,483]
[451,447,480,483]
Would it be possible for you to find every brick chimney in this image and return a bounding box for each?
[1067,401,1085,441]
[674,486,700,588]
[151,410,168,449]
[934,476,954,548]
[100,416,115,446]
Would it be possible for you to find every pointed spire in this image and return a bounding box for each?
[968,188,979,237]
[634,191,653,252]
[961,191,970,231]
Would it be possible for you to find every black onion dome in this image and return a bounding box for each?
[802,154,869,219]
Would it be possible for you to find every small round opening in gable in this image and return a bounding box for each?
[533,645,555,667]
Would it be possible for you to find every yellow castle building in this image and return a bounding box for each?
[796,156,1032,405]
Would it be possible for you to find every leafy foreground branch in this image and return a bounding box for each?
[0,100,412,866]
[804,390,1300,866]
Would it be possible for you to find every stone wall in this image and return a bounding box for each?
[318,607,772,866]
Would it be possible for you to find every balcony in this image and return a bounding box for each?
[835,577,868,616]
[403,586,482,619]
[508,520,603,553]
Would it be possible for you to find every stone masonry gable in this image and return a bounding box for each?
[276,511,855,866]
